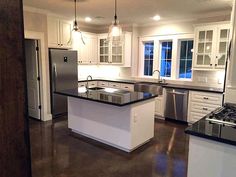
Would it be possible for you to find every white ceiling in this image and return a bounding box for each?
[23,0,233,26]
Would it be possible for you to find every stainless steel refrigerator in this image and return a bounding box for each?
[49,49,78,118]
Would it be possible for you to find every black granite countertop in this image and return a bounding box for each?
[185,117,236,146]
[55,87,158,106]
[78,78,223,93]
[163,84,223,93]
[78,78,137,84]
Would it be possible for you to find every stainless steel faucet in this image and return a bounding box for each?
[86,75,93,89]
[152,70,161,82]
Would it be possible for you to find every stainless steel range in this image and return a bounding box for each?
[206,103,236,127]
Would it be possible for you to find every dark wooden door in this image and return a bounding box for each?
[0,0,32,177]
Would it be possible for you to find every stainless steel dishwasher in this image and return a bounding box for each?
[164,88,189,122]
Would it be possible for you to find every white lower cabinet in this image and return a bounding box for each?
[155,96,164,117]
[188,91,223,123]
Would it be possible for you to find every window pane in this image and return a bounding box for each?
[160,41,172,77]
[143,42,154,76]
[179,40,193,79]
[180,41,187,59]
[186,60,192,79]
[179,60,186,78]
[187,41,193,59]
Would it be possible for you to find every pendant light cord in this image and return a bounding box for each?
[114,0,117,25]
[74,0,77,22]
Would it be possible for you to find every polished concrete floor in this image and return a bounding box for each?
[30,117,189,177]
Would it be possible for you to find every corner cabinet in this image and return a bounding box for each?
[47,16,72,49]
[193,23,230,70]
[98,32,132,67]
[76,32,98,65]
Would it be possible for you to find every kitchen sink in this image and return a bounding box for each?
[134,82,166,95]
[88,87,104,90]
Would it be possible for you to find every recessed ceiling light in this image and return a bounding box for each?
[85,17,92,22]
[153,15,161,21]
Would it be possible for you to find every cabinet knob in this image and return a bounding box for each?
[203,97,209,100]
[203,107,208,111]
[90,61,91,63]
[215,64,218,66]
[210,64,212,66]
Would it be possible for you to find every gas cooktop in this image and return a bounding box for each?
[206,103,236,127]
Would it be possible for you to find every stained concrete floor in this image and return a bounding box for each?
[30,117,189,177]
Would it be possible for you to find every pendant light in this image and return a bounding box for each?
[107,0,123,44]
[68,0,85,45]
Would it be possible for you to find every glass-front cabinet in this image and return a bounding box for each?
[193,23,230,70]
[99,38,109,63]
[98,32,132,67]
[215,27,230,68]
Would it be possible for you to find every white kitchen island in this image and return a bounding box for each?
[56,88,157,152]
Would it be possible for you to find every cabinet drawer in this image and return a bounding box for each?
[98,81,109,87]
[190,91,222,105]
[189,102,219,115]
[189,112,207,123]
[88,81,97,87]
[108,82,121,89]
[78,82,86,88]
[120,83,134,91]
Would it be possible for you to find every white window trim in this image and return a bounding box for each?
[176,36,194,81]
[138,37,157,77]
[138,34,194,80]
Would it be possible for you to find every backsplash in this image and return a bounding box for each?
[78,65,225,89]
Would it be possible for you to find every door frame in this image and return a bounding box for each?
[25,31,52,121]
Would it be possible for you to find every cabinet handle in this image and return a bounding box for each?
[125,87,128,88]
[90,61,92,63]
[210,64,212,66]
[203,97,209,100]
[58,44,60,46]
[215,64,217,66]
[203,108,208,111]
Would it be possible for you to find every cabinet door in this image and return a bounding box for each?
[79,34,89,64]
[88,35,98,64]
[111,44,123,64]
[47,17,60,48]
[60,20,72,49]
[194,27,216,68]
[78,34,98,65]
[215,26,230,69]
[99,37,109,64]
[155,96,164,117]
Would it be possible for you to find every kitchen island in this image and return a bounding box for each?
[185,107,236,177]
[55,87,158,152]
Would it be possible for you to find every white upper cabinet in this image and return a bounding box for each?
[98,32,132,67]
[47,16,72,49]
[74,32,98,65]
[193,23,230,70]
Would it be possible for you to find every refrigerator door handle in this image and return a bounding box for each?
[53,64,57,91]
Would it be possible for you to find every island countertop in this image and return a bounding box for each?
[185,117,236,146]
[55,87,158,106]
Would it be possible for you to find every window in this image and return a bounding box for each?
[179,40,193,79]
[143,42,154,76]
[160,41,172,77]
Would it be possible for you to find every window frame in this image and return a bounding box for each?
[138,34,194,80]
[158,39,174,79]
[139,37,158,78]
[177,37,194,81]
